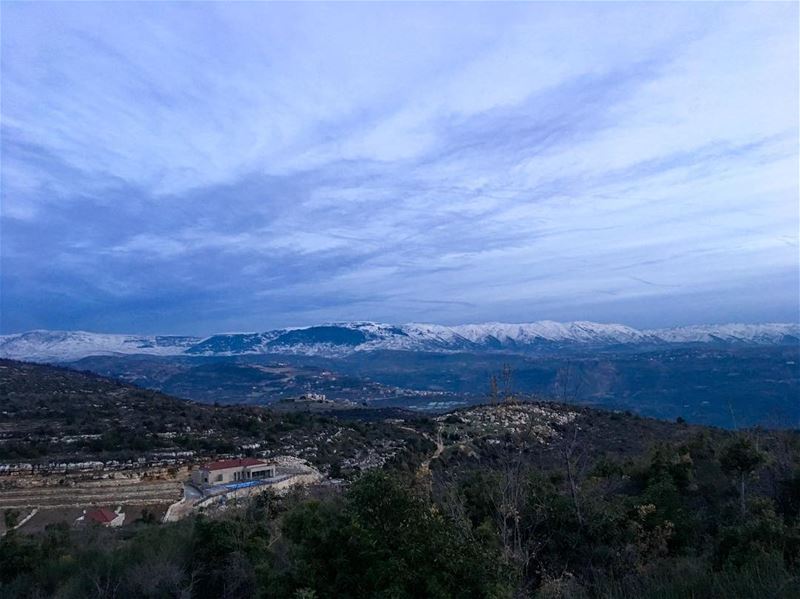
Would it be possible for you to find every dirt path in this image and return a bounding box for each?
[0,508,38,537]
[163,483,202,523]
[417,426,445,477]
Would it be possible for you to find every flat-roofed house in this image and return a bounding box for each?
[191,457,275,487]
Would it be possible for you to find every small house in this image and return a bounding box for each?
[86,508,125,527]
[191,457,276,487]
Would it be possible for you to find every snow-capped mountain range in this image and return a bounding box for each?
[0,330,201,362]
[0,321,797,363]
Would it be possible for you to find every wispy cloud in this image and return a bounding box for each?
[1,2,797,334]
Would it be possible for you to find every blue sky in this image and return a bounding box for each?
[1,2,798,335]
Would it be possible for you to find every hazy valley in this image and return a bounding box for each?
[3,321,797,429]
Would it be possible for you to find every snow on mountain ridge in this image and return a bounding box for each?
[0,330,200,362]
[450,320,652,345]
[1,321,797,362]
[647,323,800,344]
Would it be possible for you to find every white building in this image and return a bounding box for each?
[191,457,275,487]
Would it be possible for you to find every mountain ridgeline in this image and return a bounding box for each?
[1,321,798,362]
[2,321,797,430]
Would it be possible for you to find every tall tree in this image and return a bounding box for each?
[720,436,767,518]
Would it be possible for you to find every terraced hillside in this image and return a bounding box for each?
[0,359,434,475]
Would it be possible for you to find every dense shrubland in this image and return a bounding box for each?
[2,361,798,597]
[2,427,799,598]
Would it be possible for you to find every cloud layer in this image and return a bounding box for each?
[1,2,798,334]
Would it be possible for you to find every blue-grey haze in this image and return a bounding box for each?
[1,2,798,335]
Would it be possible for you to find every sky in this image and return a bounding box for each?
[1,2,798,335]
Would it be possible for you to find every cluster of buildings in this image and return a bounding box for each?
[281,392,333,404]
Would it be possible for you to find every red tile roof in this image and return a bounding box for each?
[202,457,268,471]
[87,508,118,524]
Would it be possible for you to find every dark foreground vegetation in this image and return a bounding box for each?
[3,428,799,598]
[1,359,799,597]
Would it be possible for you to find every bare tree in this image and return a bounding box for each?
[554,361,583,405]
[562,424,584,528]
[554,362,587,528]
[489,373,499,405]
[84,549,122,599]
[501,363,514,403]
[491,428,535,595]
[487,367,549,594]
